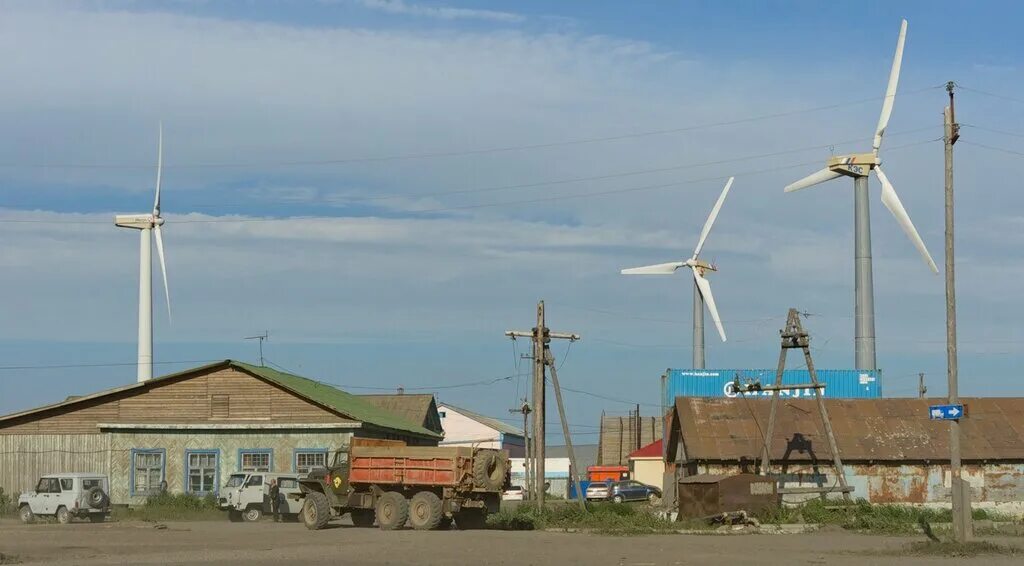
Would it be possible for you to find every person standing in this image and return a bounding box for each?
[268,478,281,523]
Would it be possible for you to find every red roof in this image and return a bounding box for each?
[628,438,663,459]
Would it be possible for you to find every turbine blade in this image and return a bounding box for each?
[874,19,907,152]
[154,122,163,215]
[620,261,685,275]
[692,176,733,259]
[692,266,726,342]
[784,168,842,193]
[875,166,938,273]
[154,224,172,319]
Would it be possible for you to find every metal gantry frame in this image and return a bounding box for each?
[753,308,852,501]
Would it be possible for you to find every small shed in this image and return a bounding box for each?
[677,473,778,518]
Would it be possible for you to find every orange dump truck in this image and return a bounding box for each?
[297,439,508,531]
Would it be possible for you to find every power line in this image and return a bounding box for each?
[960,123,1024,139]
[182,126,938,209]
[0,86,945,171]
[956,84,1024,106]
[558,384,662,408]
[0,359,222,371]
[0,136,942,226]
[958,139,1024,158]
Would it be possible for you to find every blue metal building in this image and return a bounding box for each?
[662,368,881,406]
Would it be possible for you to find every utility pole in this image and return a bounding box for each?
[944,81,972,542]
[505,301,580,508]
[509,401,532,501]
[918,373,927,399]
[244,331,269,367]
[545,348,587,511]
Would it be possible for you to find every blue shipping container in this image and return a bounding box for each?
[663,368,881,406]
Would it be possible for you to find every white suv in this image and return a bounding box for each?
[19,473,110,524]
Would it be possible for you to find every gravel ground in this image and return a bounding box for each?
[1,519,1022,565]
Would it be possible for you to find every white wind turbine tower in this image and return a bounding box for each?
[784,19,937,371]
[114,124,171,383]
[621,177,733,369]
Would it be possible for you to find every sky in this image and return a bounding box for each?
[2,1,1023,443]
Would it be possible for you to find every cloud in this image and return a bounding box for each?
[0,2,1021,415]
[353,0,524,23]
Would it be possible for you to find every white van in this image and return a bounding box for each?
[218,473,303,522]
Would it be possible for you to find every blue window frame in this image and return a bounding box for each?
[185,449,220,496]
[293,449,328,474]
[130,448,166,497]
[238,449,273,472]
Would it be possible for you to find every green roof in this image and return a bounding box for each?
[231,361,441,439]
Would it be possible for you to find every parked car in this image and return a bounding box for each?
[502,485,524,501]
[607,480,661,503]
[18,473,110,524]
[219,473,303,522]
[585,481,610,501]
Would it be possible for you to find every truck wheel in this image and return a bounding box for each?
[409,491,443,531]
[19,505,35,524]
[243,506,263,522]
[86,486,109,510]
[228,510,243,523]
[350,509,376,528]
[56,506,71,524]
[472,451,507,491]
[453,509,487,530]
[302,491,331,530]
[375,492,409,531]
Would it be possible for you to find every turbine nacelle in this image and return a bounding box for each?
[826,153,880,179]
[114,214,160,229]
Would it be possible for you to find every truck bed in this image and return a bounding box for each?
[349,445,475,487]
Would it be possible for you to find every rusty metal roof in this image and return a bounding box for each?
[672,397,1024,463]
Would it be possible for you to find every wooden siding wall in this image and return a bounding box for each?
[0,434,110,495]
[0,368,352,434]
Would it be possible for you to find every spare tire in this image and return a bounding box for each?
[86,486,109,510]
[472,450,507,491]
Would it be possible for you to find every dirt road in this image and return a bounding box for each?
[1,519,1021,565]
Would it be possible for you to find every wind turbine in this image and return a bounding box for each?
[784,19,937,371]
[114,124,171,383]
[621,177,733,369]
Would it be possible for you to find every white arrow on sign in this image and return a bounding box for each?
[931,409,943,418]
[949,407,961,417]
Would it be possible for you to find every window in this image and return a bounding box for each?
[240,450,271,472]
[294,450,327,474]
[439,411,446,418]
[225,474,246,488]
[59,478,73,491]
[83,479,102,490]
[36,478,59,493]
[186,451,219,495]
[278,478,298,490]
[132,450,165,496]
[245,475,264,487]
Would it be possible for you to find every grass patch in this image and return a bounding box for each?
[0,553,22,565]
[757,499,1014,535]
[487,502,679,535]
[110,493,223,522]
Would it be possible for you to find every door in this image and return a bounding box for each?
[34,478,57,514]
[276,477,303,514]
[243,475,265,510]
[57,477,75,510]
[629,481,647,501]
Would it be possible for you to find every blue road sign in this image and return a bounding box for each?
[929,404,965,420]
